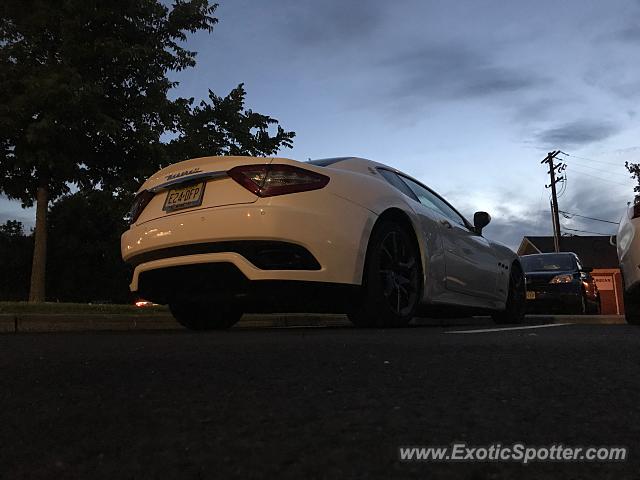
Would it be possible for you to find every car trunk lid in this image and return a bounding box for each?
[133,156,271,225]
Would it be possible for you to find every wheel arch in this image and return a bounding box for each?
[360,207,427,298]
[511,257,524,274]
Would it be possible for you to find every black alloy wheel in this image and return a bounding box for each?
[349,221,421,328]
[379,229,420,317]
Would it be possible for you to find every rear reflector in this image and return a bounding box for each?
[228,164,329,197]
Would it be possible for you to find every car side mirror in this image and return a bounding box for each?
[581,266,593,273]
[473,211,491,234]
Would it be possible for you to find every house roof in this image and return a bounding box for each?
[517,236,619,269]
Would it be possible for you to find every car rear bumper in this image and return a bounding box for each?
[121,191,377,294]
[134,261,361,312]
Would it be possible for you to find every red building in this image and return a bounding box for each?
[517,236,623,315]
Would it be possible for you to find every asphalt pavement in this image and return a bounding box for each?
[2,321,640,479]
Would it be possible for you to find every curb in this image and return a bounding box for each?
[0,313,352,333]
[0,313,626,333]
[1,313,181,333]
[525,314,626,325]
[0,314,17,333]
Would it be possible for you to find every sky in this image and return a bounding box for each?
[2,0,639,249]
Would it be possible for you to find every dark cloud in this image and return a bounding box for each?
[446,171,629,250]
[444,188,552,250]
[279,0,386,47]
[534,120,619,148]
[613,25,640,43]
[558,181,628,233]
[470,198,551,250]
[483,215,551,250]
[480,179,628,249]
[380,43,546,102]
[583,60,640,101]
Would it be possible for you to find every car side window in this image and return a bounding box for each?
[377,169,418,201]
[399,176,468,228]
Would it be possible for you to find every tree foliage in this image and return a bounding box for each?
[0,194,133,303]
[0,0,296,302]
[0,221,32,300]
[46,190,133,303]
[169,84,295,161]
[0,0,218,203]
[625,162,640,202]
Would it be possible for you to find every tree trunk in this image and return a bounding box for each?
[28,184,49,302]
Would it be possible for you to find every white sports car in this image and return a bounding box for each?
[617,200,640,324]
[121,156,525,329]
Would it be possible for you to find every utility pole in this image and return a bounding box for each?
[541,150,563,252]
[550,199,558,246]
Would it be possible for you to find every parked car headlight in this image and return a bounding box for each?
[549,274,574,284]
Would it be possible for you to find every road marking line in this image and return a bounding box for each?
[445,323,573,334]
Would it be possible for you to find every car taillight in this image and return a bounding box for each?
[128,190,154,225]
[228,164,330,197]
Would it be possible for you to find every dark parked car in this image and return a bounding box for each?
[520,252,601,315]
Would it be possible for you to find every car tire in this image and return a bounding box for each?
[594,296,602,315]
[348,220,421,328]
[624,289,640,325]
[589,295,602,315]
[169,302,243,330]
[576,295,587,315]
[492,261,526,325]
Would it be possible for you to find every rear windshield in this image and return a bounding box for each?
[307,157,350,167]
[520,254,577,272]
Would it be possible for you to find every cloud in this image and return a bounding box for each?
[380,43,546,102]
[445,171,629,250]
[279,0,386,47]
[0,196,34,229]
[534,120,619,148]
[483,215,551,250]
[479,178,628,249]
[583,59,640,101]
[558,181,629,232]
[443,187,553,250]
[612,25,640,43]
[0,212,34,229]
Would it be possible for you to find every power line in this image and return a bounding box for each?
[560,152,626,168]
[563,161,631,179]
[566,168,632,187]
[557,173,567,198]
[561,226,615,236]
[559,210,620,225]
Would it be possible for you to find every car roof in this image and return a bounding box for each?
[309,156,412,176]
[309,156,475,230]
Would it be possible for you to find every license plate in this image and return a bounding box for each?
[163,182,206,212]
[526,291,536,300]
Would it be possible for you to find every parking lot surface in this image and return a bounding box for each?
[2,321,639,479]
